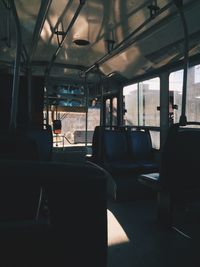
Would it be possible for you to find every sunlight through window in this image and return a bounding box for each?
[107,209,130,246]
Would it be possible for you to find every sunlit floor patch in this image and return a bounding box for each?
[107,209,130,246]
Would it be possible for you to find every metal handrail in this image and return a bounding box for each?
[45,0,86,78]
[9,0,22,131]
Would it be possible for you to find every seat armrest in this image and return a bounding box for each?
[137,172,161,191]
[86,161,117,201]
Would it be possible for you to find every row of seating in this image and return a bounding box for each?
[89,126,159,200]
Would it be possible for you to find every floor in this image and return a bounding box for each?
[107,198,200,267]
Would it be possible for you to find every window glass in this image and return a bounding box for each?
[123,84,138,125]
[105,99,111,126]
[169,69,183,124]
[195,65,200,84]
[187,65,200,122]
[123,78,160,126]
[112,97,117,126]
[169,64,200,123]
[123,77,160,149]
[138,77,160,126]
[45,105,100,148]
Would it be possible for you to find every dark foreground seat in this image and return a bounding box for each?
[0,127,53,222]
[25,125,53,161]
[0,160,108,267]
[0,131,39,160]
[138,124,200,226]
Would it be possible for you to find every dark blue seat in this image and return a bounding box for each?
[89,127,159,200]
[0,131,39,160]
[128,130,159,173]
[138,124,200,226]
[102,130,141,175]
[25,125,53,161]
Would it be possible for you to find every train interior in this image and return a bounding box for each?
[0,0,200,266]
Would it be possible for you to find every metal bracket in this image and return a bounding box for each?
[54,30,65,47]
[1,0,11,9]
[148,1,160,19]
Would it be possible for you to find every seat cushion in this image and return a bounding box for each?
[137,160,159,173]
[104,160,141,175]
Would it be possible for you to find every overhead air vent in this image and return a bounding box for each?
[73,39,90,46]
[146,43,184,65]
[146,30,200,66]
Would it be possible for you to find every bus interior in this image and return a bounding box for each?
[0,0,200,266]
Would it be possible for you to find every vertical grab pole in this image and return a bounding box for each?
[84,74,89,150]
[27,64,32,125]
[44,0,86,130]
[99,72,104,126]
[9,0,22,131]
[174,0,189,126]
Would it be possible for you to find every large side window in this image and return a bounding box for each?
[169,69,183,124]
[187,65,200,122]
[169,64,200,124]
[138,78,160,127]
[123,84,138,126]
[123,77,160,149]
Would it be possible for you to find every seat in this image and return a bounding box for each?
[89,125,104,163]
[0,131,39,160]
[25,124,53,161]
[0,160,108,267]
[138,124,200,226]
[128,129,159,173]
[44,161,108,267]
[89,127,159,200]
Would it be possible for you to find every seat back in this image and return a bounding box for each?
[0,160,41,221]
[0,160,108,267]
[0,131,38,160]
[26,125,53,161]
[0,128,52,222]
[91,125,104,162]
[102,129,129,162]
[44,161,107,267]
[161,124,200,194]
[128,129,153,160]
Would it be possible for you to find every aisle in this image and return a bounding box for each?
[107,199,200,267]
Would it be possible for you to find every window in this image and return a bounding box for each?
[104,96,118,126]
[138,78,160,127]
[169,64,200,123]
[105,99,111,125]
[195,64,200,84]
[44,101,100,148]
[123,78,160,127]
[123,77,160,149]
[112,97,118,126]
[123,84,138,125]
[169,69,183,124]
